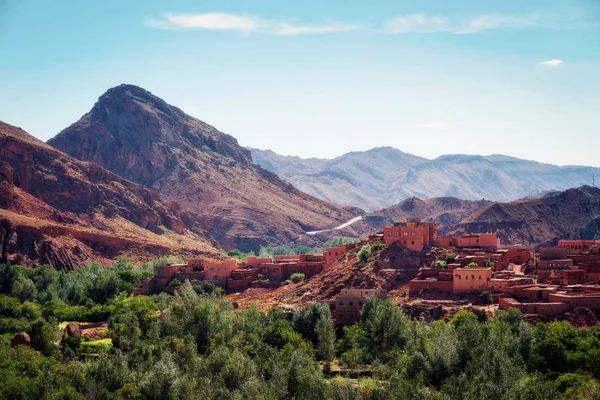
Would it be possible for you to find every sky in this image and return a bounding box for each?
[1,0,599,166]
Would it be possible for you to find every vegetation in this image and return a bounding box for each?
[465,262,479,268]
[290,273,305,283]
[256,236,360,259]
[434,260,447,269]
[357,245,372,263]
[486,260,496,271]
[1,261,599,399]
[445,252,457,264]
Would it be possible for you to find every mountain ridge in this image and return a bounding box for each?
[250,147,600,210]
[48,84,355,252]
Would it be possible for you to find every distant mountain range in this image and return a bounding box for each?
[250,147,600,211]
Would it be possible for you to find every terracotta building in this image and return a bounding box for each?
[558,240,600,251]
[383,218,438,251]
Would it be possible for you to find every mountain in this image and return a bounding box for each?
[48,84,354,252]
[378,197,493,234]
[250,147,427,210]
[251,149,600,211]
[0,121,219,270]
[446,186,600,246]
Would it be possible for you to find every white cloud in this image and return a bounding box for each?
[384,13,543,34]
[416,121,450,129]
[538,59,564,67]
[146,13,360,35]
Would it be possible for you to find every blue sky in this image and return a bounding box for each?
[1,0,599,166]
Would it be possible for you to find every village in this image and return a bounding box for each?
[133,217,600,324]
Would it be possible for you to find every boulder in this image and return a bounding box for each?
[11,331,31,348]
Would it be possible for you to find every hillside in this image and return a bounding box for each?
[447,186,600,246]
[251,148,600,211]
[48,85,354,252]
[0,121,219,270]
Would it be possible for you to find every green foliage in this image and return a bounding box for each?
[433,260,447,269]
[168,278,182,287]
[481,291,491,304]
[1,261,600,399]
[445,253,457,264]
[486,260,496,271]
[357,244,372,263]
[290,273,305,283]
[465,262,479,268]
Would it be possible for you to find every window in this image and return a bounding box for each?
[359,302,363,306]
[387,232,392,236]
[476,239,480,243]
[466,275,468,280]
[412,241,414,245]
[404,241,407,244]
[411,231,417,237]
[395,232,399,236]
[479,276,482,280]
[403,232,408,237]
[339,302,343,306]
[349,302,354,306]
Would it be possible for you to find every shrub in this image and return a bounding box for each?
[480,291,491,304]
[168,278,181,287]
[465,262,479,268]
[485,260,495,271]
[433,260,447,269]
[445,253,457,264]
[290,273,305,283]
[370,243,385,254]
[357,245,372,263]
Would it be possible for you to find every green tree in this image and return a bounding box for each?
[315,313,336,373]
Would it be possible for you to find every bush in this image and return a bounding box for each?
[445,253,457,264]
[357,245,372,263]
[168,278,181,287]
[433,260,447,269]
[485,260,495,271]
[290,273,305,283]
[465,262,479,268]
[480,291,491,304]
[370,243,385,254]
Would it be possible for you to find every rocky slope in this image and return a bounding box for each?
[0,121,219,270]
[251,149,600,211]
[446,186,600,246]
[48,85,354,252]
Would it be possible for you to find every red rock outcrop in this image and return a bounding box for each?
[48,84,353,252]
[0,121,220,270]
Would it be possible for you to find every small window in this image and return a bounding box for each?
[339,302,343,306]
[412,241,414,245]
[466,276,468,280]
[411,232,417,237]
[403,232,408,237]
[476,239,480,243]
[359,302,363,306]
[479,276,482,280]
[395,232,399,236]
[349,302,354,306]
[387,232,392,236]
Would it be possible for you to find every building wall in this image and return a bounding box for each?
[408,280,453,294]
[549,292,600,309]
[332,288,387,325]
[540,247,567,261]
[203,259,238,286]
[558,240,600,251]
[456,233,499,249]
[275,255,300,263]
[538,259,574,270]
[498,297,571,316]
[452,268,492,292]
[245,256,272,267]
[325,244,356,266]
